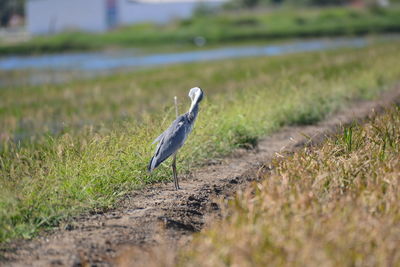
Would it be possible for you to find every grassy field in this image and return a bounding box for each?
[0,41,400,244]
[181,106,400,266]
[1,6,400,55]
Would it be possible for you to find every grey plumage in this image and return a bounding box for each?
[148,87,204,189]
[148,114,192,171]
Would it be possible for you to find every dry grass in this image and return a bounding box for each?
[180,106,400,267]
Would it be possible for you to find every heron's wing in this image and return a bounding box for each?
[152,114,185,144]
[152,132,165,144]
[149,115,188,171]
[154,117,187,159]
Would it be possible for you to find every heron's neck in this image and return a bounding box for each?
[188,101,199,122]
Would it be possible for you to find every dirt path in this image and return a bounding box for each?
[2,87,400,267]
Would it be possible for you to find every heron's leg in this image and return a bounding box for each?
[172,154,180,190]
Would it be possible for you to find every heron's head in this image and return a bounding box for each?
[188,87,204,104]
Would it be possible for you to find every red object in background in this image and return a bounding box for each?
[8,14,24,28]
[350,0,366,7]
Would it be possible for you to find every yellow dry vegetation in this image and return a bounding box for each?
[182,106,400,266]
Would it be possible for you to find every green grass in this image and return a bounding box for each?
[179,106,400,266]
[1,41,400,244]
[1,6,400,55]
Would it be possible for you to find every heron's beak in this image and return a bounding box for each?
[189,97,197,114]
[189,93,199,113]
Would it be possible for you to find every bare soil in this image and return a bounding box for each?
[2,87,400,267]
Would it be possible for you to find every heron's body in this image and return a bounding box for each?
[148,87,204,189]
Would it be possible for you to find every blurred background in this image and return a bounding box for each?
[1,0,400,140]
[0,0,400,87]
[0,0,396,35]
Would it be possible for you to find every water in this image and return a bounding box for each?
[0,38,368,71]
[0,36,395,86]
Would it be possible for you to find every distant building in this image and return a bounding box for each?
[26,0,225,35]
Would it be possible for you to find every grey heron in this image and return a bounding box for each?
[148,87,204,190]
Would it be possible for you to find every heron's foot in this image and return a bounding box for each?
[174,181,180,190]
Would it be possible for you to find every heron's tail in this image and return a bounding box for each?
[148,156,154,172]
[148,155,165,172]
[148,156,161,172]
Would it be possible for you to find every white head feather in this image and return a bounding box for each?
[188,87,203,114]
